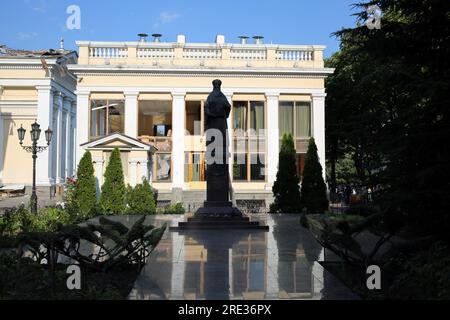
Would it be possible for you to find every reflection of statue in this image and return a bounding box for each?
[204,80,231,204]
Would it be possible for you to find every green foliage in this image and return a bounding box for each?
[0,251,139,300]
[326,0,450,235]
[30,207,72,233]
[301,138,329,213]
[126,178,156,215]
[270,134,302,213]
[100,148,126,215]
[388,243,450,299]
[345,204,378,217]
[72,151,98,219]
[16,216,167,272]
[163,203,186,215]
[0,206,73,248]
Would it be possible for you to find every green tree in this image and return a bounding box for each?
[327,0,450,235]
[72,151,97,219]
[270,134,302,213]
[126,178,156,215]
[302,138,329,213]
[100,148,126,215]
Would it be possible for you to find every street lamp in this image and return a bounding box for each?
[17,121,53,214]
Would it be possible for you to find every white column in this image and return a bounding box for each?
[54,92,64,184]
[171,91,186,190]
[312,93,327,181]
[71,101,77,176]
[266,92,280,188]
[125,91,139,138]
[0,114,4,184]
[129,160,138,187]
[223,91,234,178]
[76,92,90,170]
[139,159,149,182]
[36,85,54,186]
[63,99,72,178]
[93,157,104,197]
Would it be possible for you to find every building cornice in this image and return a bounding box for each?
[68,65,334,79]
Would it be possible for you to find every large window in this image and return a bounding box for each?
[154,153,171,182]
[185,152,206,182]
[279,101,311,138]
[232,101,266,182]
[90,99,125,139]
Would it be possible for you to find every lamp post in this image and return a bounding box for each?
[17,121,53,214]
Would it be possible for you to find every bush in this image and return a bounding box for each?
[72,151,98,219]
[270,134,303,213]
[388,242,450,299]
[126,178,156,215]
[100,148,126,215]
[0,206,72,248]
[164,203,185,215]
[301,138,329,214]
[345,204,378,217]
[31,207,72,233]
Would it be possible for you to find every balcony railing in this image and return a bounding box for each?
[77,41,325,68]
[138,136,172,152]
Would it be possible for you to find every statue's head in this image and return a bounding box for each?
[212,79,222,90]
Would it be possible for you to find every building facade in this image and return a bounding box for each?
[69,35,333,209]
[0,47,78,196]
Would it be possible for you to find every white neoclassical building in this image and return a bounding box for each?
[0,45,78,196]
[68,34,333,209]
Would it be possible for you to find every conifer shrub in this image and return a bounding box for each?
[100,148,126,215]
[301,138,329,213]
[270,134,303,213]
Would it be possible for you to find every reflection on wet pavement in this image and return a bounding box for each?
[124,214,359,300]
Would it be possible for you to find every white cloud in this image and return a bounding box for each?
[153,11,181,28]
[16,32,38,41]
[23,0,48,13]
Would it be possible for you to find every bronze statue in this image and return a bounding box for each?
[204,79,231,205]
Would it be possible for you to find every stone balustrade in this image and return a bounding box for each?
[77,41,325,68]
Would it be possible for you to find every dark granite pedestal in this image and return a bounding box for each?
[170,201,269,231]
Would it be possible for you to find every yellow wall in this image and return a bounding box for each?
[0,69,47,79]
[78,75,324,89]
[1,87,37,101]
[2,118,35,184]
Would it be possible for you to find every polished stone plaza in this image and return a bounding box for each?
[115,214,359,300]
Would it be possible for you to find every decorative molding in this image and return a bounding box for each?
[76,86,325,96]
[0,100,38,108]
[71,70,332,79]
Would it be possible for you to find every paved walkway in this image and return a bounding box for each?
[106,215,360,300]
[0,195,63,213]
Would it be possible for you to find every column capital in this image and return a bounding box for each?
[63,95,74,102]
[124,90,140,97]
[265,91,281,99]
[171,91,186,99]
[222,90,233,98]
[311,93,327,99]
[74,91,90,98]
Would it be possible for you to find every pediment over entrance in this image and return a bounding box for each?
[81,133,157,152]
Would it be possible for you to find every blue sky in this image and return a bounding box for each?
[0,0,360,57]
